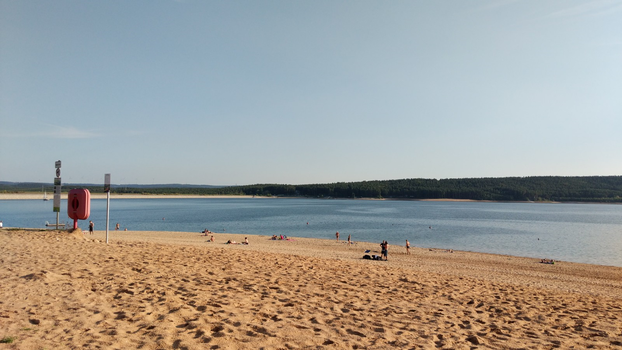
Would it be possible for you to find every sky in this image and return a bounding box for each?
[1,0,621,186]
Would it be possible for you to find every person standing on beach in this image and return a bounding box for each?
[88,221,94,235]
[347,234,351,246]
[406,240,410,254]
[336,231,339,242]
[380,241,388,261]
[380,241,385,260]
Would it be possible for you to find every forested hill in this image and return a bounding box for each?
[3,176,622,202]
[115,176,622,202]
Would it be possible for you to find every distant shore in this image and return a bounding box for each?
[0,193,482,201]
[0,193,256,200]
[0,193,559,203]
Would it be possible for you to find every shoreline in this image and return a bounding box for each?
[2,228,621,349]
[0,193,562,203]
[4,227,620,269]
[95,230,622,287]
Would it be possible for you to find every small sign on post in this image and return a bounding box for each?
[53,161,62,226]
[104,174,111,193]
[53,185,62,212]
[104,174,111,244]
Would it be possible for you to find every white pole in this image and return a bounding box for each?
[106,191,110,244]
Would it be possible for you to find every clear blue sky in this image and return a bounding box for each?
[1,0,621,186]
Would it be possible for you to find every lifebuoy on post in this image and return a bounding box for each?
[67,189,91,229]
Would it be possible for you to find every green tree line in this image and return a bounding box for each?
[216,176,622,202]
[3,176,622,202]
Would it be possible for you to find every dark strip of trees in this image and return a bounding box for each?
[5,176,621,202]
[209,176,622,202]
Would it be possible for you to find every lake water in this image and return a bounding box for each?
[1,198,621,267]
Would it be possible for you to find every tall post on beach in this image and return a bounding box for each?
[104,174,111,244]
[53,160,62,229]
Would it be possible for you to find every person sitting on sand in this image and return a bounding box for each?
[210,235,215,242]
[271,235,277,240]
[243,237,249,245]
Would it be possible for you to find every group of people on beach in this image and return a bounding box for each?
[80,221,129,234]
[202,229,215,242]
[204,231,249,245]
[336,231,353,246]
[202,228,249,245]
[362,240,390,261]
[362,239,417,261]
[226,237,249,245]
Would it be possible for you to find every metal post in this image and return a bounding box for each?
[56,212,59,230]
[106,191,110,244]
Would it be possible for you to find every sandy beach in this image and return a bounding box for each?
[1,228,621,349]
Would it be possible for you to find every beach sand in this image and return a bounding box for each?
[1,229,621,349]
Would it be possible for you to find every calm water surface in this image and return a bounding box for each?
[1,198,621,267]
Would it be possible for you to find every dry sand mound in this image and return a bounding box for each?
[1,229,621,349]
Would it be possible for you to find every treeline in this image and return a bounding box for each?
[201,176,622,202]
[3,176,622,202]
